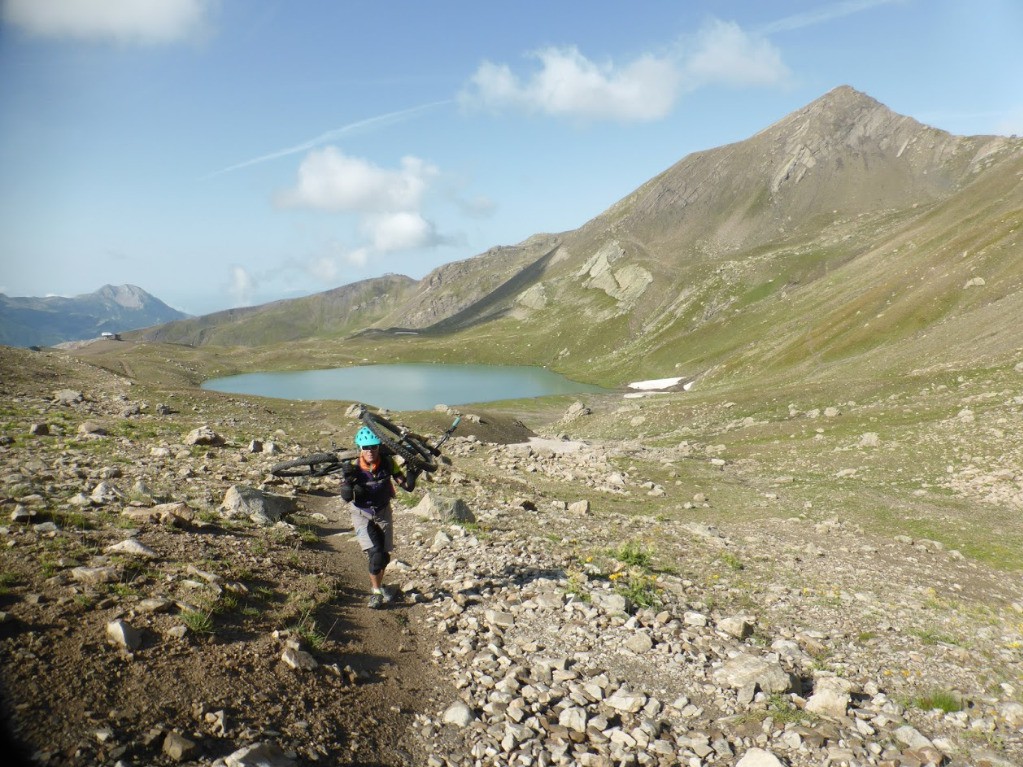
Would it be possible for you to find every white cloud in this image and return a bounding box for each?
[460,22,789,122]
[306,245,370,281]
[362,212,437,253]
[684,20,791,87]
[277,148,437,215]
[227,265,254,307]
[277,147,445,256]
[462,46,680,122]
[1,0,215,44]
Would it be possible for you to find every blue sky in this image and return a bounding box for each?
[1,0,1021,316]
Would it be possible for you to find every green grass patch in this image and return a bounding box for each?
[296,525,320,546]
[180,609,215,635]
[0,572,20,595]
[109,583,140,599]
[718,552,745,571]
[908,689,965,713]
[564,569,591,603]
[607,540,654,569]
[612,571,662,609]
[291,609,330,650]
[909,627,960,646]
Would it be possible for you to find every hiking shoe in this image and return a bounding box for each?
[367,592,384,609]
[381,586,400,604]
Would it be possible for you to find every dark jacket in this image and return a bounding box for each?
[340,455,413,511]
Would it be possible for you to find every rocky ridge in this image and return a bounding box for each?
[0,346,1021,767]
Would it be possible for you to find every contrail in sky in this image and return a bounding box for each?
[756,0,904,35]
[205,99,452,178]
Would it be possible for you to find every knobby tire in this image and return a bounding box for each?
[270,453,341,478]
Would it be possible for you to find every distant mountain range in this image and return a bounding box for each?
[0,284,189,348]
[132,85,1023,390]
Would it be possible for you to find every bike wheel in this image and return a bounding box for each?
[270,453,339,477]
[360,410,439,473]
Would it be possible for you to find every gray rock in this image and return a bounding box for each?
[106,619,142,651]
[184,426,225,446]
[137,597,173,613]
[72,566,120,584]
[105,539,157,558]
[162,731,199,761]
[805,676,852,718]
[413,493,476,523]
[122,501,194,527]
[624,632,654,654]
[10,506,32,523]
[484,609,515,629]
[558,706,588,733]
[998,701,1023,728]
[90,482,121,507]
[606,689,647,714]
[53,389,84,405]
[78,421,108,437]
[568,499,590,515]
[591,592,630,614]
[221,742,296,767]
[712,654,792,693]
[219,484,297,525]
[736,749,785,767]
[281,646,318,670]
[565,402,591,418]
[442,701,475,727]
[717,616,753,638]
[894,724,934,750]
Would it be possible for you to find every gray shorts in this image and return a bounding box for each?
[350,503,393,552]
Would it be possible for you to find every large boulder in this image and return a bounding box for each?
[410,493,476,524]
[185,426,225,446]
[711,653,792,694]
[219,485,297,525]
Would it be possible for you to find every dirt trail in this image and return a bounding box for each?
[277,490,448,764]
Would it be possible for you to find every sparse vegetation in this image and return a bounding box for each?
[613,570,662,609]
[607,540,654,569]
[292,607,330,650]
[180,609,215,635]
[0,572,19,595]
[909,689,966,714]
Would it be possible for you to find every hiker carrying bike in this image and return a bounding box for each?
[340,426,419,609]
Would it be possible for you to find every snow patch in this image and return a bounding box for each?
[627,377,683,391]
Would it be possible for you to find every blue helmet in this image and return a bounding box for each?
[354,426,381,448]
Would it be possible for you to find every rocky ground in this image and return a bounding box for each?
[0,345,1021,767]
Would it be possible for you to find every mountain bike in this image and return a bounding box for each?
[270,406,461,478]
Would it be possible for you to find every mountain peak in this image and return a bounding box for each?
[93,284,149,309]
[758,83,930,145]
[813,84,881,109]
[1,284,188,347]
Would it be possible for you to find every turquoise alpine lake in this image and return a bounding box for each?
[201,363,609,411]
